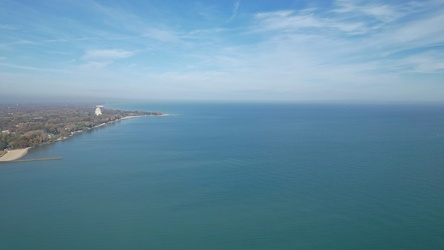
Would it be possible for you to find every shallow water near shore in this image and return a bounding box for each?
[1,103,444,249]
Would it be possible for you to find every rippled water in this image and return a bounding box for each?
[1,103,444,249]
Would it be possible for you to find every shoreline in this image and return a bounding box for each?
[119,115,145,120]
[0,114,165,162]
[0,148,31,162]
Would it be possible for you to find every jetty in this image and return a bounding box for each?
[0,157,62,163]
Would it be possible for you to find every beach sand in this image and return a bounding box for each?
[0,148,30,162]
[120,115,145,120]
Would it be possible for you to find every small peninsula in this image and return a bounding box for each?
[0,104,163,161]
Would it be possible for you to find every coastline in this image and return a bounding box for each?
[118,115,145,120]
[0,114,162,162]
[0,148,31,162]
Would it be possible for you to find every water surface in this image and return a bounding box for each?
[1,103,444,249]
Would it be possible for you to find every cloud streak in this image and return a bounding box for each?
[255,10,366,34]
[82,49,135,60]
[227,1,240,22]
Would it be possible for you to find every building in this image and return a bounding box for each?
[95,106,103,116]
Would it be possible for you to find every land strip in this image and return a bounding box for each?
[0,104,163,162]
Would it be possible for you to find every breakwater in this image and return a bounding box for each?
[0,157,62,163]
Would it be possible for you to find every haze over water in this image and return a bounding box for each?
[1,103,444,249]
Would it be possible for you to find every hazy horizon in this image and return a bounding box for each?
[1,0,444,102]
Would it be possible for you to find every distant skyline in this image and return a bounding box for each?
[1,0,444,103]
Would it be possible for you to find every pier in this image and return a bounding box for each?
[0,157,62,163]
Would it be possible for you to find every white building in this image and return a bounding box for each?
[95,106,102,116]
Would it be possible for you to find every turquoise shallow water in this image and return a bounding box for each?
[1,103,444,249]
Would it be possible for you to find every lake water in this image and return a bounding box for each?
[1,103,444,249]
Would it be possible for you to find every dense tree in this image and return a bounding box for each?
[0,104,162,150]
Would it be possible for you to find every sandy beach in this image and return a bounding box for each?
[120,115,145,120]
[120,114,169,120]
[0,148,30,162]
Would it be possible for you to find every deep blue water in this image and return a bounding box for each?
[1,103,444,249]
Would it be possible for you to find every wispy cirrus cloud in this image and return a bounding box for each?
[252,0,444,75]
[142,27,179,42]
[255,10,366,35]
[333,0,402,22]
[383,11,444,49]
[227,1,240,22]
[392,51,444,73]
[82,49,135,60]
[79,49,135,69]
[79,61,113,69]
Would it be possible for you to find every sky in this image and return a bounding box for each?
[1,0,444,103]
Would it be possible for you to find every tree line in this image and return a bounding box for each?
[0,104,162,150]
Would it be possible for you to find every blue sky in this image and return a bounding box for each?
[1,0,444,102]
